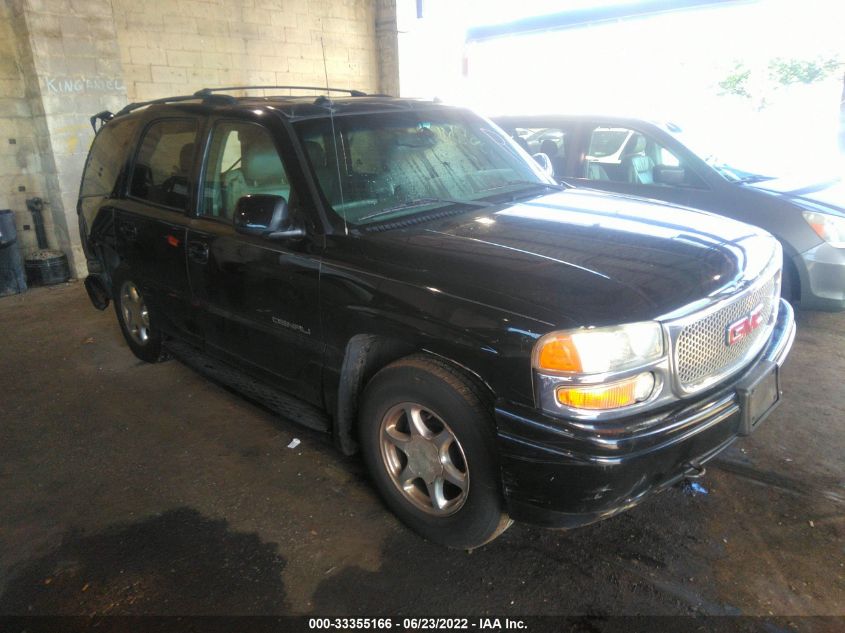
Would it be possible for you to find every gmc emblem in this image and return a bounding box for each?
[726,304,765,346]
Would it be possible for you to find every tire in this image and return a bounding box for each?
[112,266,169,363]
[358,354,511,548]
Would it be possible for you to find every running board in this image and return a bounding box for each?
[164,340,330,432]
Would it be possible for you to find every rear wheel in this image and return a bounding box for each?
[359,354,511,548]
[112,268,168,363]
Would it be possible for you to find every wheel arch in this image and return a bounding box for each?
[332,334,497,455]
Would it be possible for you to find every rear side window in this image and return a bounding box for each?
[80,118,138,198]
[129,118,198,210]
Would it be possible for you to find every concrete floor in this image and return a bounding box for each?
[0,283,843,621]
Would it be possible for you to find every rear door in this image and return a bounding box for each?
[114,116,202,342]
[185,118,324,404]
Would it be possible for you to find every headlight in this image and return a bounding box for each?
[533,321,664,374]
[803,211,845,248]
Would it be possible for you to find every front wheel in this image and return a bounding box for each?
[112,268,168,363]
[359,355,511,548]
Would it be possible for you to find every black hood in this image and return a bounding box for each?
[357,189,779,328]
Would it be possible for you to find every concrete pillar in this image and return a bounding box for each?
[8,0,127,278]
[0,1,50,256]
[375,0,400,97]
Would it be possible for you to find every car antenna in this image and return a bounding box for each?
[321,36,347,236]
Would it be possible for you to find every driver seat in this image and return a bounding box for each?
[224,133,290,214]
[621,135,654,184]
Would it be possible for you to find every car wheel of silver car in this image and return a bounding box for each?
[359,354,511,549]
[112,266,169,364]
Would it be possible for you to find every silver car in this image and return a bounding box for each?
[495,114,845,311]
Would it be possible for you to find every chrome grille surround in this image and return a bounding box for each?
[665,263,781,396]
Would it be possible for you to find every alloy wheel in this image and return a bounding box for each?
[379,402,469,516]
[120,280,151,346]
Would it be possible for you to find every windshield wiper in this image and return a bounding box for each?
[477,180,570,203]
[738,174,775,184]
[359,197,491,222]
[506,179,571,190]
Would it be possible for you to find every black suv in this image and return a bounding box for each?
[78,87,796,548]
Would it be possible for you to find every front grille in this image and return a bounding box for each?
[675,273,779,392]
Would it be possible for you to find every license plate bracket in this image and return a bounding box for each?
[736,360,780,436]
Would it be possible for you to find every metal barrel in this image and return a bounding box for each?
[0,209,27,297]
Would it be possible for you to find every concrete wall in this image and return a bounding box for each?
[1,0,397,280]
[4,0,127,276]
[0,1,53,255]
[375,0,400,98]
[112,0,382,102]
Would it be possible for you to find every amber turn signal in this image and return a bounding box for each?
[556,373,655,410]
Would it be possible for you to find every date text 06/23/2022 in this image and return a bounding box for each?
[308,618,527,630]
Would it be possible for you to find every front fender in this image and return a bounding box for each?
[320,260,544,408]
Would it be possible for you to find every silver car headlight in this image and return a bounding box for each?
[803,210,845,248]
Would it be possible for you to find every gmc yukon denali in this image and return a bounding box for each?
[77,88,796,548]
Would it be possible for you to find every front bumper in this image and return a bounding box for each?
[494,299,796,528]
[794,242,845,311]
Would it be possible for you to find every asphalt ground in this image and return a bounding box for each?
[0,283,842,630]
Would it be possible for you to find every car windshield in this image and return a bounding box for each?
[666,126,774,184]
[294,109,553,227]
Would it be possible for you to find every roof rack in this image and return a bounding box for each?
[89,110,114,133]
[110,85,368,120]
[194,85,367,97]
[114,93,236,118]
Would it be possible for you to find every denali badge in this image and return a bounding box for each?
[272,316,311,335]
[726,304,764,346]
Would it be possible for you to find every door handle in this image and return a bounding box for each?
[119,222,138,240]
[187,240,209,264]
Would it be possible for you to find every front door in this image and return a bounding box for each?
[570,124,710,208]
[186,119,323,404]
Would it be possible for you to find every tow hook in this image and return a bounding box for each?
[683,461,706,479]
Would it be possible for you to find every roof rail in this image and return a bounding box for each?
[114,93,236,117]
[193,85,367,97]
[111,85,367,119]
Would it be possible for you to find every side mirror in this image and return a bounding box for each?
[233,194,305,239]
[654,165,686,186]
[532,152,554,177]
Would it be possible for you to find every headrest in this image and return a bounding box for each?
[242,134,284,184]
[540,139,558,157]
[304,140,326,167]
[624,134,647,156]
[179,142,194,173]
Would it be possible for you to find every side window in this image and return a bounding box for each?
[129,119,198,210]
[518,127,569,156]
[79,118,138,235]
[80,118,138,199]
[201,122,291,221]
[583,126,698,187]
[515,127,570,176]
[659,146,681,167]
